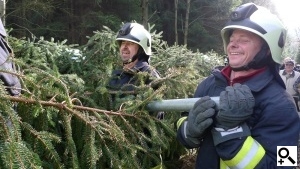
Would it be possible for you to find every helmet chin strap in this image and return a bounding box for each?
[230,43,271,71]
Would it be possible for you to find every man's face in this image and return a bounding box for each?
[227,29,264,68]
[284,62,294,73]
[119,41,139,62]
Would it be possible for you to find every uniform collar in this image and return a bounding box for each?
[221,66,266,86]
[281,70,295,77]
[219,66,278,92]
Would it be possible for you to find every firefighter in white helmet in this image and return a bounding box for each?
[108,22,160,89]
[107,22,163,118]
[176,3,300,168]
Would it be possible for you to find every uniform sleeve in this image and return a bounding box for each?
[214,97,300,169]
[176,117,201,149]
[0,31,21,96]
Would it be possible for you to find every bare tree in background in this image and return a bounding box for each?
[141,0,149,29]
[183,0,190,46]
[0,0,5,25]
[174,0,178,45]
[294,28,300,63]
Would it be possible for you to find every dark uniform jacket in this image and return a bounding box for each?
[107,59,164,119]
[107,59,160,91]
[177,66,300,169]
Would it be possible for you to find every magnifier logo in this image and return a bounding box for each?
[277,147,296,165]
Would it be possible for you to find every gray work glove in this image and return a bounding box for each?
[216,83,255,130]
[186,96,217,142]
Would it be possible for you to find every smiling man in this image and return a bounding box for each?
[225,28,267,85]
[107,23,162,118]
[119,41,139,63]
[176,3,300,169]
[108,22,160,91]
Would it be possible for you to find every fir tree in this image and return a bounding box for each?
[0,24,224,169]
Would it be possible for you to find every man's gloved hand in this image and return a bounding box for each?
[186,96,217,142]
[216,83,255,130]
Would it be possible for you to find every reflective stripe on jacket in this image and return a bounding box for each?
[220,136,265,169]
[177,66,300,169]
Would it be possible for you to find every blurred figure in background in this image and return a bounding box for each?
[279,57,300,96]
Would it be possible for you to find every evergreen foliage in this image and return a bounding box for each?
[0,24,223,168]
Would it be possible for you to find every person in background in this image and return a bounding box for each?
[0,18,21,127]
[293,67,300,110]
[176,3,300,169]
[0,19,21,97]
[279,58,300,96]
[107,22,163,119]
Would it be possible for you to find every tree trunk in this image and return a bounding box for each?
[0,0,5,25]
[174,0,178,45]
[141,0,149,29]
[183,0,190,46]
[69,0,75,44]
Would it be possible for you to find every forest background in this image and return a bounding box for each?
[4,0,300,56]
[0,0,298,169]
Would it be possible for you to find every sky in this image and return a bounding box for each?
[271,0,300,33]
[271,0,300,57]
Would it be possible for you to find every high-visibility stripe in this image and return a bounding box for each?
[220,159,230,169]
[176,117,187,130]
[222,136,265,169]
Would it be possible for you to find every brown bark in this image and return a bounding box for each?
[174,0,178,45]
[183,0,190,46]
[0,0,5,25]
[141,0,149,29]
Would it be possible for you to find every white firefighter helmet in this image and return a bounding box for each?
[221,3,287,64]
[116,22,152,55]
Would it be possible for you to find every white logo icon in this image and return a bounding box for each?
[277,146,297,166]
